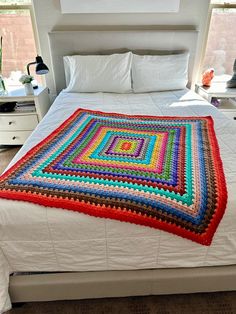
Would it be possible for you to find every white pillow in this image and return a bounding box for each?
[132,53,190,93]
[63,52,132,93]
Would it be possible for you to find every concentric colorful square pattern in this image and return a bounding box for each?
[0,109,227,245]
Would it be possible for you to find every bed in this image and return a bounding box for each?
[0,29,236,313]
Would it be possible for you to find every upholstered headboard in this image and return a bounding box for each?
[48,29,199,93]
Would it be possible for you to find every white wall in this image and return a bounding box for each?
[32,0,210,96]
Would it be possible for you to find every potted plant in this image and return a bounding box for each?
[19,74,34,95]
[0,36,7,95]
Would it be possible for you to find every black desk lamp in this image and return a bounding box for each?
[27,55,49,88]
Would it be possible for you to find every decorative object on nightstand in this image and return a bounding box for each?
[210,97,220,108]
[226,59,236,88]
[19,74,34,95]
[201,68,214,87]
[0,76,7,96]
[27,55,49,89]
[0,86,50,145]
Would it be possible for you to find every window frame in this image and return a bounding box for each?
[199,1,236,80]
[209,1,236,14]
[0,2,41,82]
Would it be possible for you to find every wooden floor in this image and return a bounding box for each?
[1,146,236,314]
[6,292,236,314]
[0,145,21,174]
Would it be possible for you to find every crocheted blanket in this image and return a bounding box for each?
[0,109,227,245]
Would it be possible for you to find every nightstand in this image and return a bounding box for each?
[0,86,50,145]
[195,82,236,120]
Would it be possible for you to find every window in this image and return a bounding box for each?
[202,0,236,79]
[0,0,39,87]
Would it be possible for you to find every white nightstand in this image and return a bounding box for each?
[0,86,50,145]
[195,82,236,120]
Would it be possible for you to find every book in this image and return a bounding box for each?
[15,101,36,112]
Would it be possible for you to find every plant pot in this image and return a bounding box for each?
[24,83,34,95]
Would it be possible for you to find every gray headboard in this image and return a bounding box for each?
[48,29,199,94]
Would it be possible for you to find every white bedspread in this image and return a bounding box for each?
[1,89,236,313]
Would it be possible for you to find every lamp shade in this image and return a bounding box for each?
[36,62,49,75]
[27,55,49,76]
[35,55,49,75]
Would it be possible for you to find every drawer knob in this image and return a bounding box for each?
[12,136,16,140]
[9,121,13,125]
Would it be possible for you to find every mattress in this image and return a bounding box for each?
[1,89,236,313]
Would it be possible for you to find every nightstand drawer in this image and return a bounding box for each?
[220,111,236,120]
[0,130,32,145]
[0,114,38,131]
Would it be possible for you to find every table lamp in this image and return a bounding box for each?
[226,59,236,88]
[27,55,49,88]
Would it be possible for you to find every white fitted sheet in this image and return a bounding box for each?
[1,89,236,313]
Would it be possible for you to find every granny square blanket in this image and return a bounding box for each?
[0,109,227,245]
